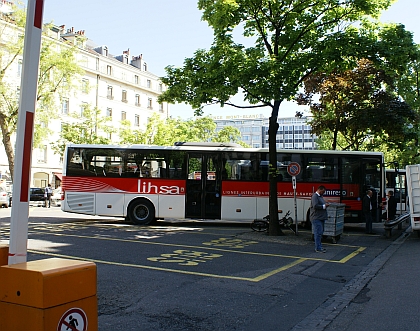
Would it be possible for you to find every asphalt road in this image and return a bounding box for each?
[0,207,412,330]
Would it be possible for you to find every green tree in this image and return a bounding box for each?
[52,106,112,156]
[0,6,83,180]
[297,59,418,151]
[160,0,395,235]
[119,113,246,146]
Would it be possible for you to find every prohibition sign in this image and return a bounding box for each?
[57,307,88,331]
[287,162,301,177]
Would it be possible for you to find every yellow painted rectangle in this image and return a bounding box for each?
[0,258,96,308]
[0,295,97,331]
[0,245,8,266]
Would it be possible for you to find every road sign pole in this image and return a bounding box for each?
[292,176,298,235]
[288,163,301,236]
[8,0,45,265]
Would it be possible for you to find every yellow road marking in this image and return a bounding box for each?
[29,230,366,264]
[337,246,366,263]
[28,250,307,282]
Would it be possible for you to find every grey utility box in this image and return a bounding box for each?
[324,203,345,243]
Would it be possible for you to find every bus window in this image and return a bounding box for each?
[304,156,338,183]
[224,152,258,181]
[126,151,186,179]
[342,158,361,184]
[386,169,406,204]
[167,152,186,179]
[364,161,382,190]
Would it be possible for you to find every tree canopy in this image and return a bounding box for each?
[297,58,418,151]
[159,0,407,235]
[0,5,83,180]
[118,113,246,147]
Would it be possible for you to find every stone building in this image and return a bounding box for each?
[0,10,167,190]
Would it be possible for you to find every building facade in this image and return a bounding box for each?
[0,11,167,190]
[213,114,317,149]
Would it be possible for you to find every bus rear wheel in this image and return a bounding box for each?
[128,199,155,225]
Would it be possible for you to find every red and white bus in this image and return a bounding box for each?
[61,143,384,226]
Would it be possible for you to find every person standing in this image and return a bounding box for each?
[310,185,330,253]
[386,190,397,221]
[44,184,52,208]
[362,189,374,234]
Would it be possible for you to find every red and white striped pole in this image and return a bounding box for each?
[8,0,45,265]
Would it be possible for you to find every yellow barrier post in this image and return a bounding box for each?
[0,258,97,331]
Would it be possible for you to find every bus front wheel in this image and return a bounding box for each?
[128,199,155,225]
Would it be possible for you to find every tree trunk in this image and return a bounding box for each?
[0,113,15,181]
[268,100,284,236]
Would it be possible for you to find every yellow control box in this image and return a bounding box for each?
[0,258,97,331]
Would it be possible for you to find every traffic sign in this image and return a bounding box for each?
[58,308,88,331]
[287,162,301,176]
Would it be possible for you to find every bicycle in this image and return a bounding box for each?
[251,210,295,233]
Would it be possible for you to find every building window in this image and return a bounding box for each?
[122,90,127,102]
[106,108,112,119]
[147,79,151,88]
[135,94,140,106]
[61,98,69,114]
[143,63,147,71]
[106,132,112,140]
[134,115,140,127]
[37,145,47,163]
[147,98,152,109]
[80,102,88,116]
[81,56,88,67]
[159,103,164,113]
[121,111,126,121]
[17,59,22,76]
[107,65,112,75]
[107,86,113,99]
[82,79,88,93]
[134,75,139,84]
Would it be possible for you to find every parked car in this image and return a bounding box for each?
[30,187,45,206]
[0,187,10,208]
[51,187,62,206]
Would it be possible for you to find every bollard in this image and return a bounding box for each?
[0,258,97,331]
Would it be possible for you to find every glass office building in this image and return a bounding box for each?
[213,114,317,149]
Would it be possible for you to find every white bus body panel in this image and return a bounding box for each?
[256,197,269,219]
[63,192,95,215]
[158,195,185,218]
[406,164,420,231]
[221,197,256,221]
[95,193,124,216]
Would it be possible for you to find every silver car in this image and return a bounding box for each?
[0,187,10,208]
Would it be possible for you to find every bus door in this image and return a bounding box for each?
[362,157,383,222]
[185,153,221,219]
[340,157,364,221]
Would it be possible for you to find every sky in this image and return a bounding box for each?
[36,0,420,119]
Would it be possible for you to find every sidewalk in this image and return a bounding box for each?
[324,226,420,330]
